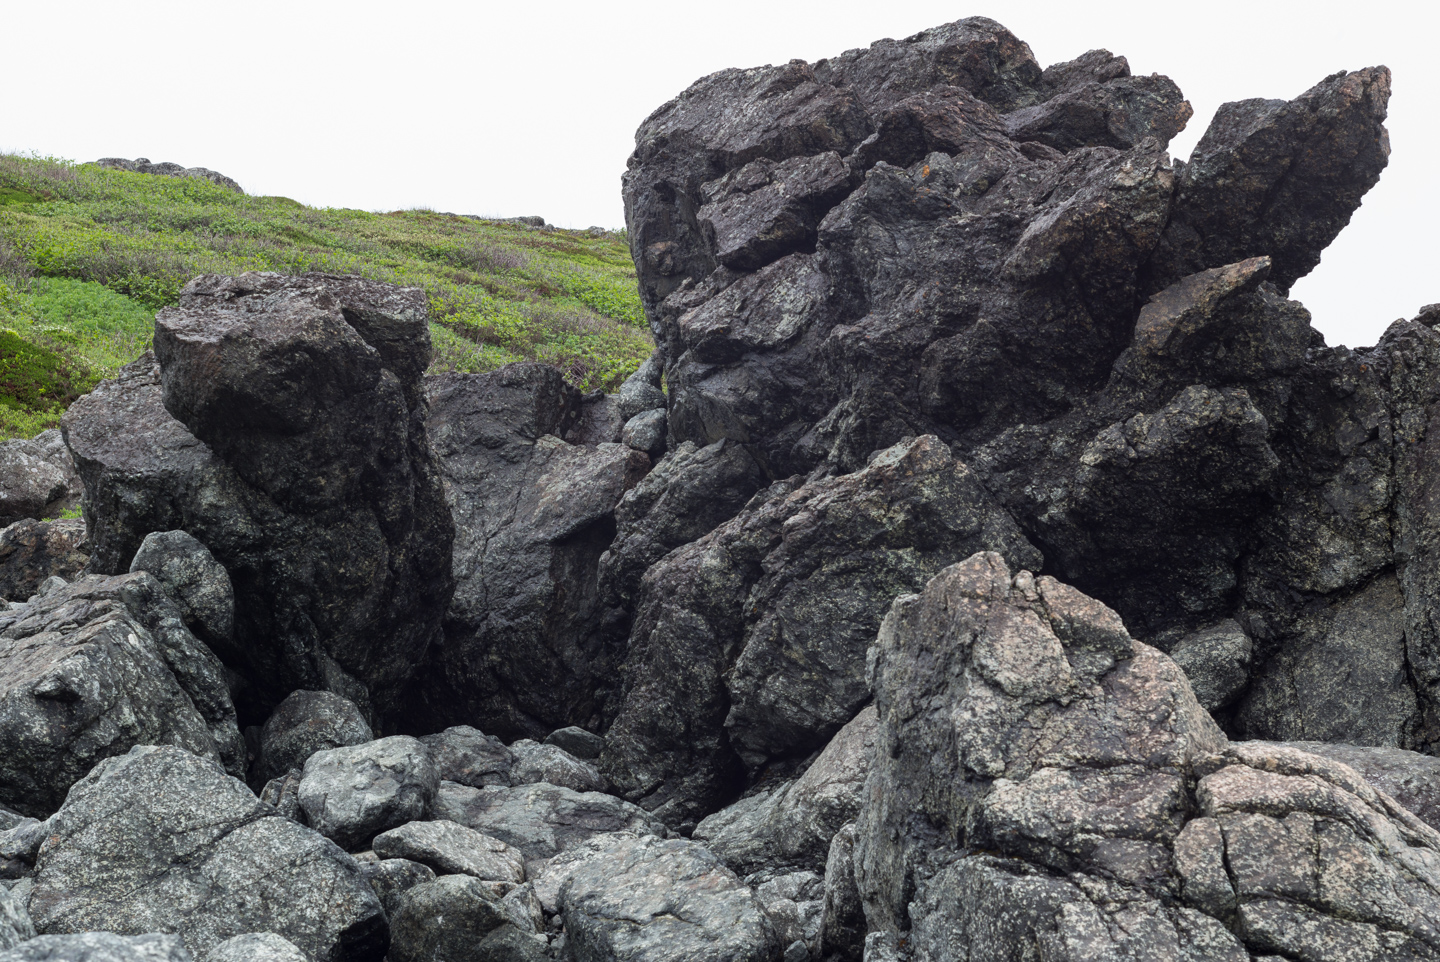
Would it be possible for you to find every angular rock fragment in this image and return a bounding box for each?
[373,820,525,883]
[418,726,514,788]
[298,736,438,850]
[0,573,243,815]
[357,857,435,915]
[128,531,233,646]
[508,740,603,793]
[0,520,87,603]
[0,440,76,528]
[543,726,604,760]
[28,745,386,961]
[0,883,34,951]
[540,833,780,962]
[818,824,863,962]
[388,875,541,962]
[64,271,454,723]
[1250,740,1440,832]
[255,689,373,785]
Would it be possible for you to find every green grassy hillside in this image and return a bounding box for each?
[0,153,652,440]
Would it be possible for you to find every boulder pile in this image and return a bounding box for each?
[1,15,1436,962]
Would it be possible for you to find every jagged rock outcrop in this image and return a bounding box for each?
[0,573,243,815]
[92,158,244,194]
[62,272,454,724]
[422,364,648,739]
[602,434,1039,825]
[855,552,1440,960]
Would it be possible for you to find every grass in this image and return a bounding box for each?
[0,152,652,440]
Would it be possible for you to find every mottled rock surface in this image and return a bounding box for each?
[388,875,541,962]
[1254,739,1440,832]
[0,520,87,603]
[0,933,191,962]
[200,934,307,962]
[63,272,454,724]
[508,739,603,793]
[298,736,438,850]
[373,820,525,883]
[28,745,386,961]
[418,726,514,788]
[0,439,79,529]
[128,531,233,646]
[255,689,373,785]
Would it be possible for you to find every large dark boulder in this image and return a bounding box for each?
[28,745,386,961]
[601,435,1039,826]
[421,364,649,739]
[854,552,1440,959]
[62,273,454,725]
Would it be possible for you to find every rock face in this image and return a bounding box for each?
[92,157,244,193]
[63,272,454,723]
[423,364,649,739]
[539,833,780,962]
[0,520,88,603]
[0,933,192,961]
[28,745,386,961]
[128,531,234,647]
[602,435,1039,825]
[0,573,243,816]
[1254,740,1440,832]
[854,552,1440,960]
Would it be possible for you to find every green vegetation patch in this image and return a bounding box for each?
[0,152,652,440]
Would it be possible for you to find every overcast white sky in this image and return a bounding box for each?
[5,1,1435,348]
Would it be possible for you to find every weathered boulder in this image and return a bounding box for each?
[818,824,863,962]
[373,820,525,883]
[750,870,824,959]
[128,531,234,646]
[0,883,34,950]
[434,780,667,877]
[0,573,243,816]
[255,689,373,785]
[694,705,876,875]
[199,934,306,962]
[508,740,603,793]
[63,272,454,724]
[298,736,438,850]
[0,520,87,603]
[423,364,649,739]
[539,832,780,962]
[622,409,667,455]
[0,438,79,528]
[543,726,604,760]
[28,745,386,961]
[388,875,544,962]
[418,726,514,788]
[602,435,1039,825]
[357,857,435,915]
[0,934,191,962]
[854,552,1440,960]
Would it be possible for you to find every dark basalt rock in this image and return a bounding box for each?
[63,272,454,725]
[0,519,87,603]
[254,689,373,785]
[421,364,649,739]
[601,435,1040,825]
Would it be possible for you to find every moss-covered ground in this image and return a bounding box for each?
[0,153,652,439]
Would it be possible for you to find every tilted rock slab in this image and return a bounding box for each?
[854,552,1440,960]
[0,573,243,816]
[602,434,1039,825]
[63,272,454,723]
[28,745,386,962]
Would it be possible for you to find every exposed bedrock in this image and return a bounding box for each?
[855,552,1440,960]
[61,272,454,724]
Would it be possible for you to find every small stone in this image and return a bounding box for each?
[622,409,667,456]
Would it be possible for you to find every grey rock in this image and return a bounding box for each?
[508,740,603,793]
[64,271,454,727]
[854,552,1440,960]
[0,441,75,528]
[603,436,1040,824]
[542,832,780,962]
[128,531,234,645]
[543,726,604,761]
[752,871,824,957]
[570,393,626,446]
[499,884,545,935]
[1167,618,1253,714]
[258,769,304,822]
[28,744,385,961]
[0,572,243,816]
[92,157,244,193]
[373,820,525,883]
[621,409,667,456]
[0,934,191,962]
[1251,740,1440,832]
[0,817,46,871]
[255,690,373,785]
[0,811,22,832]
[1239,572,1418,745]
[0,520,87,603]
[388,875,540,962]
[357,857,435,915]
[418,726,514,788]
[694,705,876,875]
[434,780,668,877]
[819,824,863,962]
[199,934,307,962]
[0,882,35,951]
[613,354,667,420]
[298,736,438,850]
[425,364,649,739]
